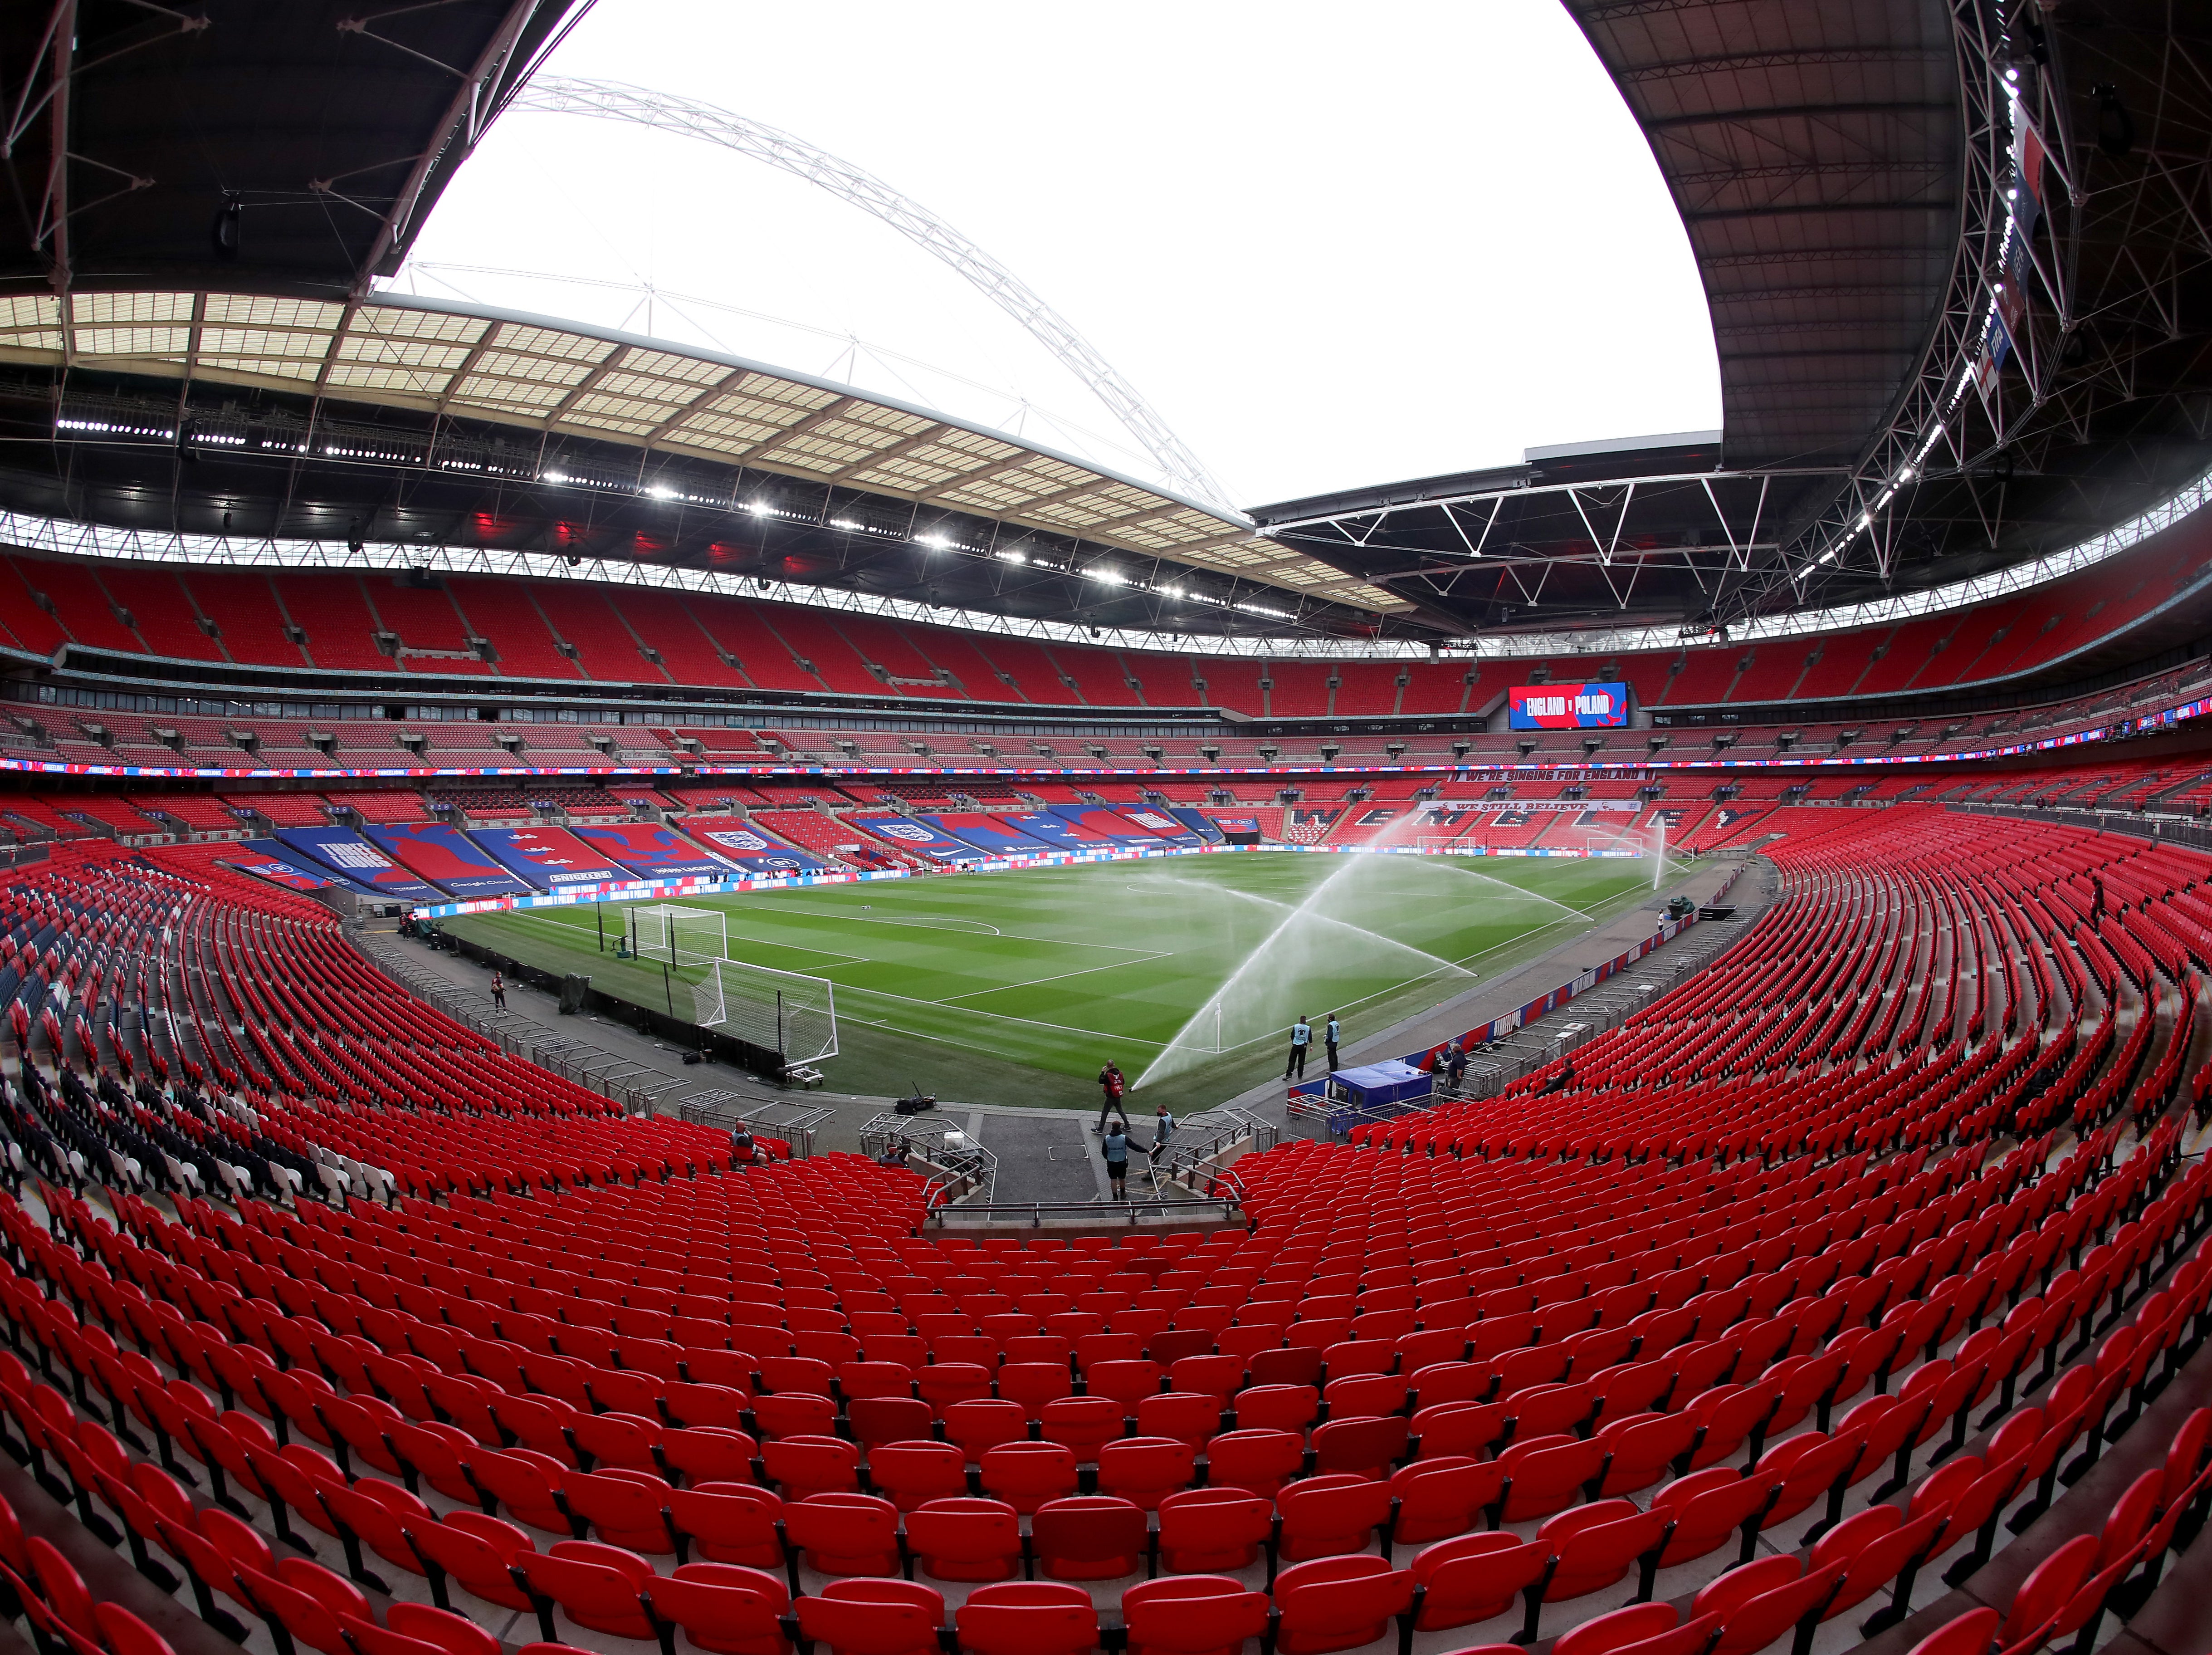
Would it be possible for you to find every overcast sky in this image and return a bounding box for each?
[395,0,1721,513]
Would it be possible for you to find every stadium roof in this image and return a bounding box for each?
[0,290,1407,625]
[6,0,2205,651]
[1570,0,1963,482]
[1,0,587,300]
[1263,0,2212,641]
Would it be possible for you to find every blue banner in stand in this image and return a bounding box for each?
[469,825,633,891]
[272,827,446,901]
[1169,808,1222,842]
[1110,806,1206,847]
[229,839,384,897]
[687,823,832,875]
[566,822,743,881]
[919,814,1058,857]
[850,817,989,863]
[996,811,1117,851]
[363,822,534,898]
[1050,805,1162,845]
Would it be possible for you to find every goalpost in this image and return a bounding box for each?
[691,960,840,1063]
[615,903,836,1063]
[1416,834,1470,855]
[626,904,728,966]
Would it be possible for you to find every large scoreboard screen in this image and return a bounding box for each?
[1509,682,1628,730]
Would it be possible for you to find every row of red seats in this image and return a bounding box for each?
[1367,809,2197,1162]
[1,1153,2204,1655]
[12,515,2208,709]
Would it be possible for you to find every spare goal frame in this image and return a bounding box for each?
[691,958,839,1063]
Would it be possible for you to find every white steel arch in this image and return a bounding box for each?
[510,75,1235,512]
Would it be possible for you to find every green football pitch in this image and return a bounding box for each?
[442,851,1689,1111]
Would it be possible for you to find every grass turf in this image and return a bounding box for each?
[442,850,1688,1111]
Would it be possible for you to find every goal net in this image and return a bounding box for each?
[627,904,727,966]
[691,960,839,1063]
[1416,834,1471,855]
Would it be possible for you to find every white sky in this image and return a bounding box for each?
[394,0,1721,513]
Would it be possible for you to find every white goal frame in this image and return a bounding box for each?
[627,903,728,966]
[691,959,840,1063]
[1416,834,1472,854]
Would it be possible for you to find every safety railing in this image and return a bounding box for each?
[860,1111,998,1205]
[1953,800,2212,853]
[677,1091,835,1159]
[1155,1104,1274,1191]
[924,1194,1247,1229]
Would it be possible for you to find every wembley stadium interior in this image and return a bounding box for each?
[0,7,2207,1655]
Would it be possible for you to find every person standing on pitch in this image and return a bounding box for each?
[1095,1059,1129,1136]
[1324,1013,1342,1072]
[1103,1121,1130,1199]
[1285,1014,1313,1082]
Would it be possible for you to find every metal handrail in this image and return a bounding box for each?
[925,1195,1245,1229]
[679,1091,835,1158]
[1155,1104,1274,1189]
[860,1111,997,1204]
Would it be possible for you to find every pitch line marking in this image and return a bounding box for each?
[717,899,1153,952]
[483,854,1678,1069]
[832,1006,1152,1068]
[737,900,1007,936]
[829,981,1172,1048]
[832,870,1660,1056]
[503,908,872,969]
[937,951,1175,1004]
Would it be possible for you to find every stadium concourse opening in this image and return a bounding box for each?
[0,7,2209,1655]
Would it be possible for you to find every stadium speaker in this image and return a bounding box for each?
[559,974,590,1015]
[211,193,243,261]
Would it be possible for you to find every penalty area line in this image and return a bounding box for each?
[718,900,1160,953]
